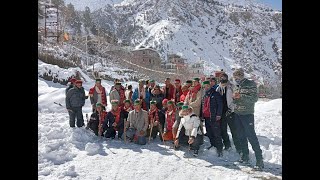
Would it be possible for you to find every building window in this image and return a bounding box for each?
[149,59,151,63]
[143,59,145,62]
[143,51,145,54]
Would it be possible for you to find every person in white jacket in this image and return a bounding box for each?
[174,105,202,157]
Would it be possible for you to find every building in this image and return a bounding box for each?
[189,61,204,75]
[131,47,162,69]
[161,54,188,73]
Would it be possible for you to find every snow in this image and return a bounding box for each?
[65,0,124,11]
[38,76,282,179]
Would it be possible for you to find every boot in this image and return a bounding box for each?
[217,150,223,157]
[193,150,199,157]
[253,159,264,171]
[238,154,249,163]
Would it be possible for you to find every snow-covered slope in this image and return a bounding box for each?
[80,0,282,86]
[38,64,282,179]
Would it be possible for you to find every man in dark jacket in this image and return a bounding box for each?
[216,73,241,153]
[66,80,86,127]
[65,77,76,95]
[150,85,165,110]
[103,100,123,139]
[87,102,107,136]
[232,68,264,170]
[201,80,223,156]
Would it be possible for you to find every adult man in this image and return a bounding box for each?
[162,78,175,100]
[66,80,86,127]
[132,79,150,111]
[232,68,264,170]
[103,100,123,139]
[150,85,165,110]
[184,78,202,117]
[216,73,241,153]
[147,100,165,140]
[125,100,149,145]
[201,80,223,156]
[172,101,184,141]
[174,105,202,157]
[109,82,126,107]
[87,102,107,136]
[65,77,76,95]
[89,78,107,112]
[173,79,182,102]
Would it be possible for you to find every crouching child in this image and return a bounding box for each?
[174,105,203,156]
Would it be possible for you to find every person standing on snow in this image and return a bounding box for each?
[65,77,76,95]
[216,73,241,154]
[232,68,264,170]
[109,82,126,108]
[65,80,86,127]
[201,80,223,156]
[89,78,107,112]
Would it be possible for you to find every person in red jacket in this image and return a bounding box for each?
[162,78,175,100]
[179,84,189,102]
[162,100,176,141]
[89,78,107,112]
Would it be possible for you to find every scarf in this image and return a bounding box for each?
[92,85,107,106]
[111,107,121,125]
[138,86,146,99]
[188,83,201,101]
[118,87,126,106]
[148,107,159,124]
[165,109,176,131]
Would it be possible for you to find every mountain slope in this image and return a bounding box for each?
[87,0,281,86]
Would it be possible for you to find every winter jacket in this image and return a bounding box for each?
[184,86,202,117]
[66,87,86,109]
[176,113,202,139]
[132,87,151,110]
[89,86,107,107]
[164,109,176,132]
[65,84,74,95]
[216,81,235,113]
[233,78,258,115]
[162,83,175,100]
[150,93,165,109]
[88,110,107,135]
[173,86,182,102]
[103,109,123,131]
[127,109,149,135]
[201,86,223,119]
[179,90,188,102]
[109,89,120,104]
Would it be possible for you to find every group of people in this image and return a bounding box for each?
[65,68,264,171]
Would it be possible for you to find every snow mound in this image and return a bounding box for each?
[85,143,102,155]
[61,165,78,178]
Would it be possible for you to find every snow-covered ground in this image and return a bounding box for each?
[38,74,282,179]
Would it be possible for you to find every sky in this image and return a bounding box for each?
[257,0,282,10]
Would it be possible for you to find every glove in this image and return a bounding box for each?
[216,116,221,121]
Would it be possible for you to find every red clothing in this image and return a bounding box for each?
[165,110,176,131]
[89,85,107,107]
[180,91,188,102]
[202,96,211,118]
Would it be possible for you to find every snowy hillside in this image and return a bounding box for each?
[64,0,281,86]
[38,62,282,179]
